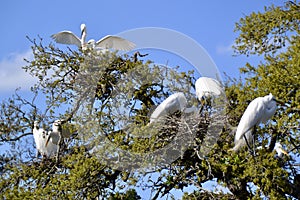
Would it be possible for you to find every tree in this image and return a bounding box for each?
[0,36,198,199]
[183,1,300,199]
[0,1,299,199]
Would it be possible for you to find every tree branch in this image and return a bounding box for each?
[0,132,32,142]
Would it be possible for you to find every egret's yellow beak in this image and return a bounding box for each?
[281,149,289,156]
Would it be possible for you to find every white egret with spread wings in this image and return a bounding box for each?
[51,24,135,51]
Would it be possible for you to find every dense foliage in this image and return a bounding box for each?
[0,1,299,199]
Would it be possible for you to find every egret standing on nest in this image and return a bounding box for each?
[45,119,65,161]
[232,93,279,152]
[33,121,47,158]
[149,92,197,124]
[51,24,136,51]
[33,121,57,158]
[195,77,223,100]
[45,120,62,146]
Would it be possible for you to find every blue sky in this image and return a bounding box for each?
[0,1,287,199]
[0,0,285,97]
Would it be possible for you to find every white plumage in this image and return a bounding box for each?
[86,36,136,51]
[234,130,254,152]
[195,77,223,100]
[32,121,57,158]
[51,24,86,48]
[33,121,46,157]
[274,143,288,157]
[232,93,277,152]
[149,92,197,124]
[51,24,135,51]
[46,120,63,146]
[257,142,288,157]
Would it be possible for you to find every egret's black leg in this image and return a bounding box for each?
[243,134,254,156]
[56,133,62,163]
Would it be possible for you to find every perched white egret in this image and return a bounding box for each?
[45,119,65,161]
[33,121,57,158]
[149,92,197,124]
[51,24,136,51]
[257,142,288,157]
[45,120,63,146]
[33,121,47,157]
[232,93,278,152]
[195,77,223,100]
[45,119,73,147]
[274,143,288,157]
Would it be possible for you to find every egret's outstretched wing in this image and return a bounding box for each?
[195,77,223,100]
[95,35,136,51]
[235,97,264,141]
[51,31,81,47]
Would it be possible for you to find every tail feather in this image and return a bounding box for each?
[231,139,244,152]
[231,130,253,152]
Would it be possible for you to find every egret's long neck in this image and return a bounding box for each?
[33,123,39,131]
[52,125,60,132]
[81,28,87,45]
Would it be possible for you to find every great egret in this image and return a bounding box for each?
[51,24,136,51]
[33,121,47,157]
[274,143,288,157]
[45,120,63,146]
[257,142,288,157]
[45,119,74,161]
[32,121,57,158]
[195,77,223,100]
[232,93,278,152]
[149,92,197,124]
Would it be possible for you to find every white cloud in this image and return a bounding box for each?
[216,42,234,55]
[0,50,37,92]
